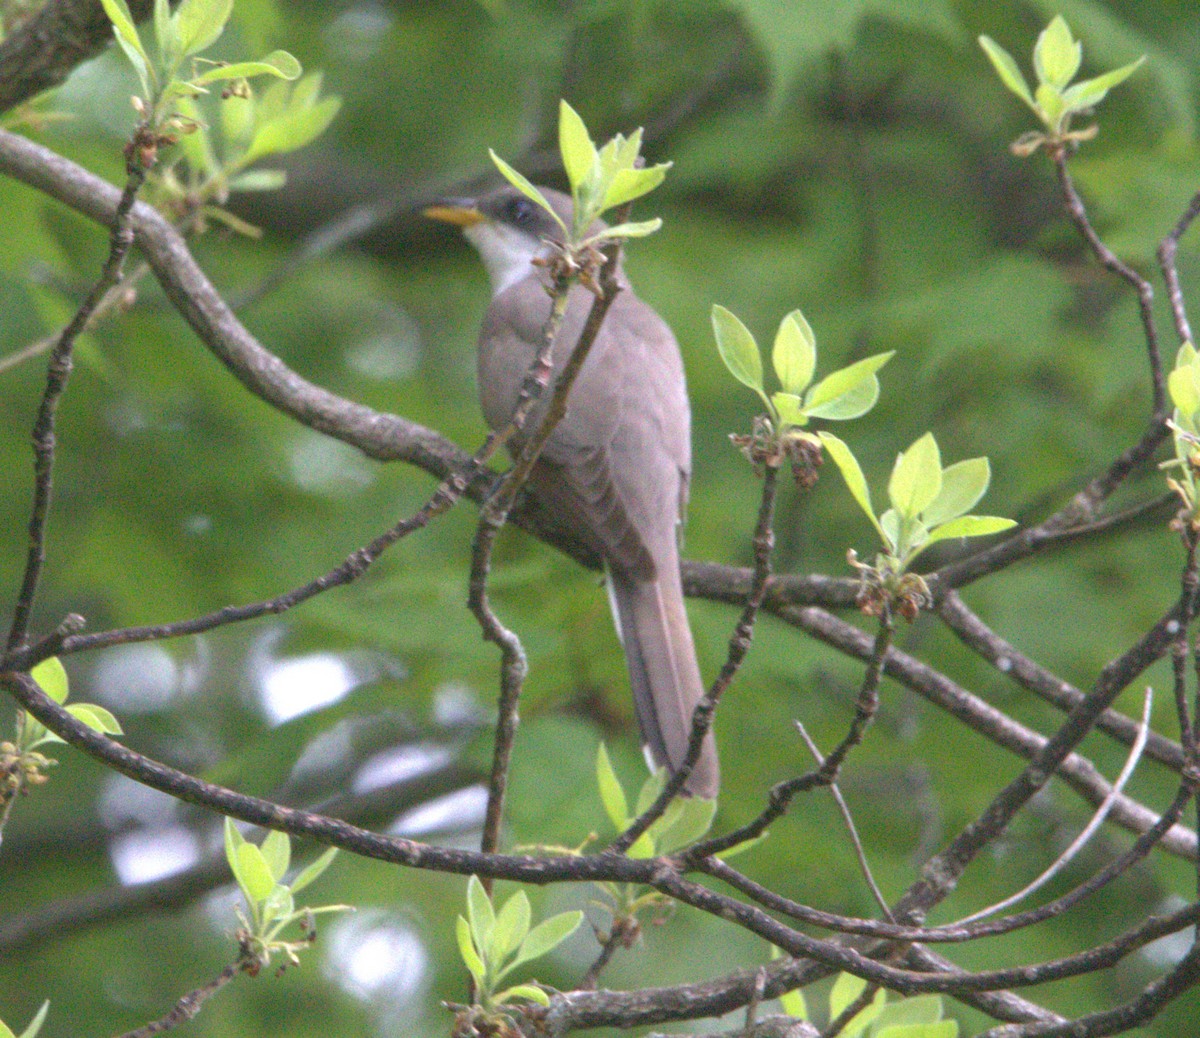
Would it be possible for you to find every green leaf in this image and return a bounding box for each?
[466,875,496,961]
[0,1019,12,1038]
[99,0,144,59]
[1033,16,1081,90]
[771,392,807,430]
[922,514,1016,548]
[772,309,816,395]
[634,768,668,816]
[510,910,583,970]
[290,847,337,893]
[260,829,290,883]
[491,890,532,964]
[235,843,277,904]
[920,457,990,527]
[804,373,879,421]
[978,36,1035,109]
[192,50,302,84]
[260,883,293,925]
[497,984,551,1007]
[601,163,671,212]
[1034,82,1066,133]
[804,352,893,414]
[714,831,769,860]
[817,433,880,535]
[595,218,662,240]
[712,305,768,407]
[243,95,342,163]
[596,743,630,831]
[875,1023,958,1038]
[558,101,597,195]
[879,508,901,555]
[153,0,173,64]
[30,657,69,704]
[1061,57,1146,113]
[488,151,567,237]
[65,703,123,735]
[649,796,716,854]
[829,971,868,1019]
[456,915,486,985]
[173,0,234,58]
[872,994,944,1028]
[888,433,942,521]
[1170,362,1200,423]
[224,817,246,870]
[15,1001,49,1038]
[228,170,288,193]
[115,33,152,97]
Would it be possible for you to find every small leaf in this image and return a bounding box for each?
[596,743,630,831]
[30,657,69,704]
[261,883,293,925]
[1033,16,1081,90]
[558,101,597,194]
[456,915,486,984]
[153,0,173,63]
[236,843,276,904]
[595,218,662,239]
[804,352,894,414]
[804,373,880,421]
[920,457,990,528]
[1061,57,1146,113]
[923,514,1017,548]
[634,768,668,816]
[491,890,532,964]
[1170,363,1200,423]
[243,95,342,163]
[173,0,234,58]
[978,36,1035,109]
[714,831,768,860]
[228,170,288,192]
[875,1023,958,1038]
[65,703,123,735]
[488,151,567,236]
[496,984,550,1007]
[15,1001,49,1038]
[771,392,807,430]
[466,875,496,960]
[888,433,942,521]
[290,847,338,893]
[99,0,144,58]
[817,433,881,535]
[0,1020,13,1038]
[712,305,767,405]
[879,508,902,555]
[192,50,302,84]
[829,971,869,1019]
[772,309,816,395]
[872,993,944,1028]
[601,163,671,212]
[841,987,886,1038]
[1034,82,1066,133]
[510,910,583,970]
[650,796,716,854]
[260,829,290,883]
[224,817,245,870]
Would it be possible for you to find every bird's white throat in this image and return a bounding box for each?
[464,222,550,297]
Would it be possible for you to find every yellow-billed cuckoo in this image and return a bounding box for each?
[425,186,719,798]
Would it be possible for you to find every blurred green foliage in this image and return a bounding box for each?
[2,0,1199,1035]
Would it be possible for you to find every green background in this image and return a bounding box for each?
[1,0,1199,1034]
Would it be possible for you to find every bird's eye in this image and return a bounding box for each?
[508,198,537,227]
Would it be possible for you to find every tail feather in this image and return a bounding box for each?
[607,563,719,798]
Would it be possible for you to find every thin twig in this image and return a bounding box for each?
[112,961,241,1038]
[1156,188,1200,347]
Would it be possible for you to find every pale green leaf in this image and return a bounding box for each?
[771,391,807,430]
[193,52,301,85]
[228,170,288,193]
[840,985,886,1038]
[558,101,597,194]
[236,843,276,903]
[510,910,583,970]
[456,915,486,984]
[290,847,337,893]
[923,514,1017,547]
[650,796,716,854]
[634,768,668,816]
[772,309,816,395]
[920,457,990,527]
[30,657,68,704]
[817,433,880,535]
[978,36,1035,109]
[466,875,496,960]
[0,1019,13,1038]
[712,305,767,404]
[872,993,944,1028]
[224,817,245,872]
[596,218,662,239]
[65,703,123,735]
[596,743,630,831]
[1170,363,1200,422]
[804,373,879,420]
[888,433,942,521]
[153,0,173,63]
[173,0,234,58]
[114,33,151,96]
[601,163,671,212]
[496,984,550,1007]
[804,352,894,413]
[15,1001,49,1038]
[875,1023,958,1038]
[260,829,290,882]
[1061,56,1146,112]
[98,0,143,56]
[487,151,566,236]
[1035,82,1066,132]
[879,508,901,555]
[1033,16,1081,90]
[260,883,293,925]
[714,831,768,860]
[243,95,342,164]
[829,971,868,1019]
[491,890,532,964]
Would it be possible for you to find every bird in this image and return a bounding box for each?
[425,185,719,798]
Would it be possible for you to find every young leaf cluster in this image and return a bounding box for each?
[456,875,583,1009]
[490,100,670,249]
[820,431,1016,577]
[825,972,958,1038]
[16,656,122,754]
[712,305,893,438]
[223,818,346,972]
[0,1002,48,1038]
[100,0,301,130]
[979,15,1143,152]
[1163,341,1200,521]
